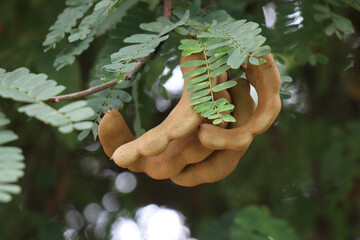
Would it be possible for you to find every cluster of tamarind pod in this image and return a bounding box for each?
[98,53,282,187]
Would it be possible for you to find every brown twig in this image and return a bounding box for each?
[46,55,151,103]
[164,0,172,19]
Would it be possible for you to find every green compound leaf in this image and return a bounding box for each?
[140,10,189,36]
[101,8,188,82]
[43,1,94,51]
[197,18,269,70]
[54,33,95,70]
[0,112,25,203]
[68,0,119,42]
[0,68,95,134]
[180,38,237,125]
[78,3,153,140]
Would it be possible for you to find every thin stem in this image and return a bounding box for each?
[46,55,151,103]
[199,41,224,122]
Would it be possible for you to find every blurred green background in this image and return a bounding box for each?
[0,0,359,239]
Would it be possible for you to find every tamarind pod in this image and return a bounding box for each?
[98,108,135,157]
[198,53,281,151]
[171,149,248,187]
[171,78,256,187]
[111,53,213,167]
[129,80,232,180]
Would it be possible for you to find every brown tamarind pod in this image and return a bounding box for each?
[171,78,256,187]
[128,77,232,179]
[111,53,216,168]
[98,108,135,157]
[98,71,229,179]
[197,53,281,151]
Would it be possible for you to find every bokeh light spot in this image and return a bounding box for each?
[115,172,137,193]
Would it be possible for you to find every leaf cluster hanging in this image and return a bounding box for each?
[42,0,95,51]
[177,18,270,124]
[179,39,236,124]
[77,2,155,140]
[68,0,118,42]
[45,0,139,70]
[101,10,190,83]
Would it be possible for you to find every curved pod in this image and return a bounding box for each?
[131,79,231,180]
[98,108,135,157]
[171,78,256,187]
[111,53,225,169]
[198,53,281,151]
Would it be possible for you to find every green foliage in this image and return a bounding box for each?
[1,0,360,239]
[198,206,302,240]
[275,56,293,99]
[54,32,96,70]
[0,68,95,134]
[195,19,270,67]
[68,0,118,42]
[131,73,146,137]
[230,206,301,240]
[313,1,355,39]
[53,0,139,70]
[42,0,94,51]
[341,0,360,11]
[89,1,155,83]
[177,17,269,124]
[46,0,282,126]
[0,113,24,203]
[179,38,236,124]
[78,2,154,140]
[101,10,189,83]
[78,79,132,140]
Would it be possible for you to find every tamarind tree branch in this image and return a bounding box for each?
[47,55,152,104]
[164,0,172,19]
[47,1,173,104]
